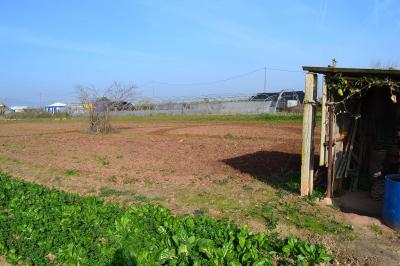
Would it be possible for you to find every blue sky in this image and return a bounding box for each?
[1,0,399,106]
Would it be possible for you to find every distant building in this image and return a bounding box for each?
[10,106,28,113]
[45,102,67,113]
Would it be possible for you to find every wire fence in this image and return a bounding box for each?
[65,90,304,116]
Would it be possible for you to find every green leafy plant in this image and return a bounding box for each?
[0,172,333,265]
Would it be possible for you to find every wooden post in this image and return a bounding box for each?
[326,92,334,198]
[301,73,317,196]
[319,77,327,166]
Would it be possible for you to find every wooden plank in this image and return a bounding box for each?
[301,73,317,196]
[310,75,317,194]
[319,77,327,166]
[302,66,400,77]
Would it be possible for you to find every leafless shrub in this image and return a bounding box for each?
[370,59,399,70]
[76,82,136,133]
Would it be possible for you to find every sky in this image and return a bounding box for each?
[1,0,400,106]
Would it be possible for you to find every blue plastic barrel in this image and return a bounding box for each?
[383,175,400,230]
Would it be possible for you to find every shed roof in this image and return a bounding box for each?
[47,102,67,107]
[302,66,400,79]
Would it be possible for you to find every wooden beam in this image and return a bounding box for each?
[301,73,318,196]
[319,77,327,166]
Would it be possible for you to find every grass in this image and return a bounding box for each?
[0,111,309,124]
[3,111,71,120]
[242,184,254,191]
[178,179,354,240]
[159,167,176,175]
[213,178,229,185]
[92,155,110,166]
[0,144,18,152]
[271,199,354,238]
[107,175,118,183]
[113,113,304,123]
[0,156,21,165]
[63,169,80,176]
[370,224,383,235]
[133,195,148,202]
[98,187,136,197]
[123,178,138,184]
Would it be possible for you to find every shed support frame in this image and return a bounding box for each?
[301,73,318,196]
[319,77,328,166]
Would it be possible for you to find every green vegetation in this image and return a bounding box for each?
[263,200,353,237]
[0,156,21,165]
[93,155,110,167]
[3,111,70,120]
[63,169,80,176]
[107,175,118,183]
[370,224,383,235]
[0,172,332,265]
[213,178,229,185]
[53,176,62,183]
[123,178,138,184]
[0,112,309,124]
[98,187,136,197]
[114,113,304,123]
[133,195,148,202]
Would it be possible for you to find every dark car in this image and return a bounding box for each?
[249,91,305,103]
[280,91,305,103]
[249,92,279,101]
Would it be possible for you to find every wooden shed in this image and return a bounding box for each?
[300,66,400,199]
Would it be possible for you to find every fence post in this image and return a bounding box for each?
[301,73,317,196]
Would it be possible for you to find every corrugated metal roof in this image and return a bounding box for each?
[302,66,400,78]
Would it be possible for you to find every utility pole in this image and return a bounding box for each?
[263,66,267,92]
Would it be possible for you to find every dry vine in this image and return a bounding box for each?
[326,74,400,118]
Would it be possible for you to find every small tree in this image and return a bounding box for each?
[76,81,136,133]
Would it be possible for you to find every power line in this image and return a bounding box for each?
[137,66,303,88]
[151,67,265,87]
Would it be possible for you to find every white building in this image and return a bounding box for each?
[45,102,67,113]
[10,106,28,113]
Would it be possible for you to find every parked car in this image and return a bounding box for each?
[249,91,305,103]
[249,92,279,101]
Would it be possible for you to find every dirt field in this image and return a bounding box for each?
[1,118,399,265]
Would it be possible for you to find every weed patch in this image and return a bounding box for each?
[123,178,138,184]
[213,178,229,185]
[0,156,21,165]
[370,224,383,235]
[98,187,136,197]
[107,175,118,183]
[64,169,80,176]
[242,184,254,191]
[133,195,148,202]
[92,155,110,167]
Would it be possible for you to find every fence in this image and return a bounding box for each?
[66,90,303,116]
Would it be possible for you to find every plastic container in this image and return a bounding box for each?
[383,175,400,230]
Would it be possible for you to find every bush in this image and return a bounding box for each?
[0,172,332,265]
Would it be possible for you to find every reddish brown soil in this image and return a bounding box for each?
[0,121,304,189]
[0,120,399,265]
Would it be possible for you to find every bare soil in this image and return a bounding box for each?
[0,119,399,265]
